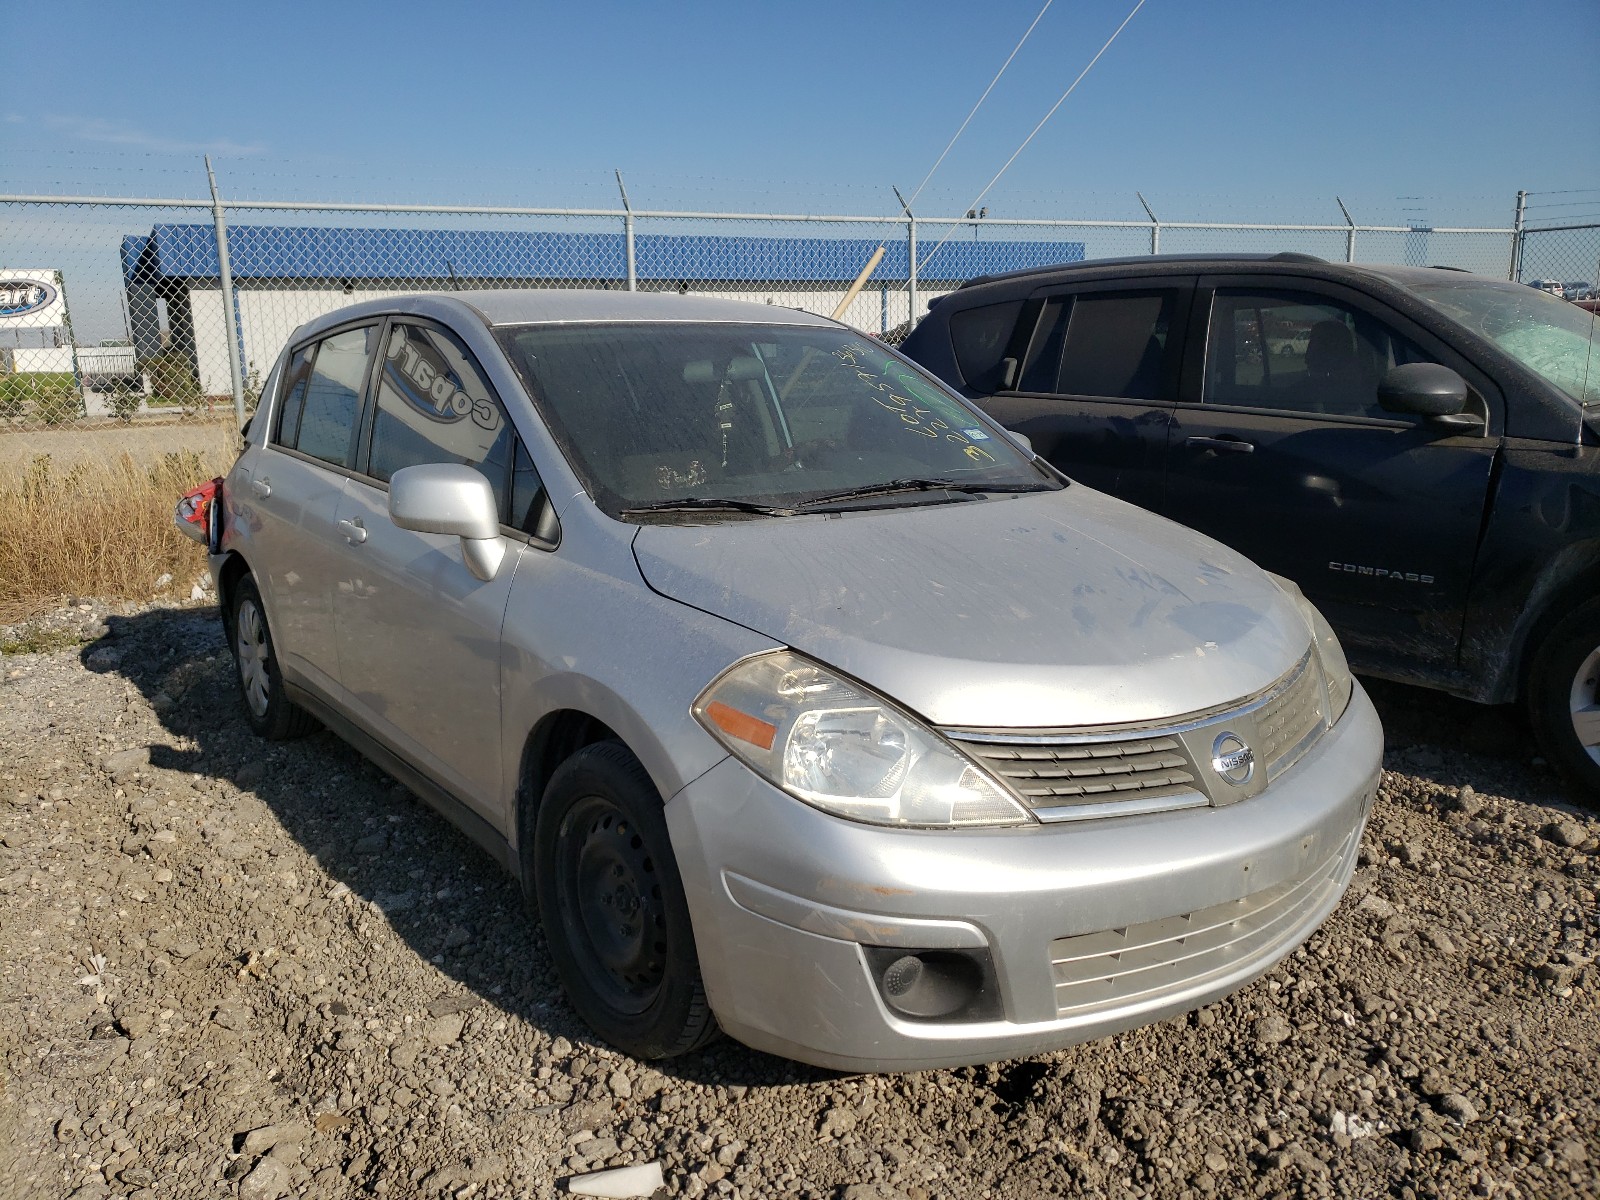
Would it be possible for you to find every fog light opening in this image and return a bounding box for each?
[864,946,1000,1022]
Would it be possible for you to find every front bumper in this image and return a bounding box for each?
[665,683,1381,1072]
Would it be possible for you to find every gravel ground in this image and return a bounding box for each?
[1,598,1596,1200]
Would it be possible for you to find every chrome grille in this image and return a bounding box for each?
[1048,829,1357,1017]
[954,736,1200,819]
[945,651,1331,822]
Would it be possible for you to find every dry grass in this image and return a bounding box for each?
[0,436,237,623]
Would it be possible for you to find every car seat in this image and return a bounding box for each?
[1303,320,1365,415]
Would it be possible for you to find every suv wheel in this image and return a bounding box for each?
[231,575,318,741]
[1528,597,1600,807]
[534,741,718,1059]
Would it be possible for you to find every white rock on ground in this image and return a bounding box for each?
[566,1160,666,1197]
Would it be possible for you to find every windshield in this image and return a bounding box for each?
[1404,278,1600,405]
[497,322,1056,519]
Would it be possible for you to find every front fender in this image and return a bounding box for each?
[497,552,779,848]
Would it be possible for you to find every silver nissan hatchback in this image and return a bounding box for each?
[209,291,1381,1071]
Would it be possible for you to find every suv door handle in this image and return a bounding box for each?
[338,518,368,545]
[250,477,272,498]
[1186,435,1255,454]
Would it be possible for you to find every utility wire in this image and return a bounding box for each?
[918,0,1148,276]
[905,0,1054,211]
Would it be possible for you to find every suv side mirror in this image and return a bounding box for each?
[1007,429,1033,457]
[389,463,505,581]
[1377,363,1484,432]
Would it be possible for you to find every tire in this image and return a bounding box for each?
[533,741,718,1059]
[230,575,318,741]
[1528,597,1600,808]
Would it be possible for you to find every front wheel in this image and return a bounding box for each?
[1528,597,1600,808]
[533,742,717,1059]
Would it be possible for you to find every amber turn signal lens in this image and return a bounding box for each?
[704,700,777,751]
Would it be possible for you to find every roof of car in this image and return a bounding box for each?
[291,288,842,344]
[948,253,1505,297]
[466,288,840,328]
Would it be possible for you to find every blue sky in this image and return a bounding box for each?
[3,0,1596,226]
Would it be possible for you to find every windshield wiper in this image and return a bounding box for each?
[620,496,793,518]
[792,477,1049,511]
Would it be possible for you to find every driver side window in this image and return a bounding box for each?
[1205,288,1434,420]
[367,321,547,534]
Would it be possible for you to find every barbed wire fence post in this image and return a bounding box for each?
[616,170,637,294]
[892,187,918,327]
[205,157,248,430]
[1336,197,1357,264]
[1137,192,1159,255]
[1512,190,1528,282]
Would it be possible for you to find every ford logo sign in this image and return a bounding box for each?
[1211,731,1256,787]
[0,278,59,318]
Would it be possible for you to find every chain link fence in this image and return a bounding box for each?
[1514,224,1600,300]
[0,185,1538,435]
[1512,187,1600,299]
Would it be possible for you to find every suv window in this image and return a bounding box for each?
[948,300,1024,392]
[293,326,375,466]
[1205,288,1434,419]
[1019,291,1174,399]
[369,322,541,530]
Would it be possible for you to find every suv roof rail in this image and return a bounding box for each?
[957,251,1334,291]
[1428,264,1471,272]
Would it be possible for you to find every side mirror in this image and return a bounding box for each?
[1377,363,1484,433]
[1007,429,1033,456]
[389,463,505,581]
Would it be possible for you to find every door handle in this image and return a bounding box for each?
[338,518,368,545]
[1186,435,1255,454]
[250,477,272,498]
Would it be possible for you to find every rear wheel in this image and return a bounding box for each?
[230,575,318,741]
[1528,597,1600,809]
[534,741,717,1058]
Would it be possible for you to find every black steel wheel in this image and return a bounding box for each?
[533,742,717,1058]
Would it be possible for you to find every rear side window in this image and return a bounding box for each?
[1021,291,1175,400]
[272,345,315,447]
[369,322,542,530]
[948,300,1024,392]
[293,326,375,467]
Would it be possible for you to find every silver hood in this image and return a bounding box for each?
[632,487,1312,729]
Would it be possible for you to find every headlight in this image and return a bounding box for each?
[1307,602,1354,722]
[1268,574,1353,722]
[693,651,1033,828]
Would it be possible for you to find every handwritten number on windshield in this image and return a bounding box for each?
[833,343,997,463]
